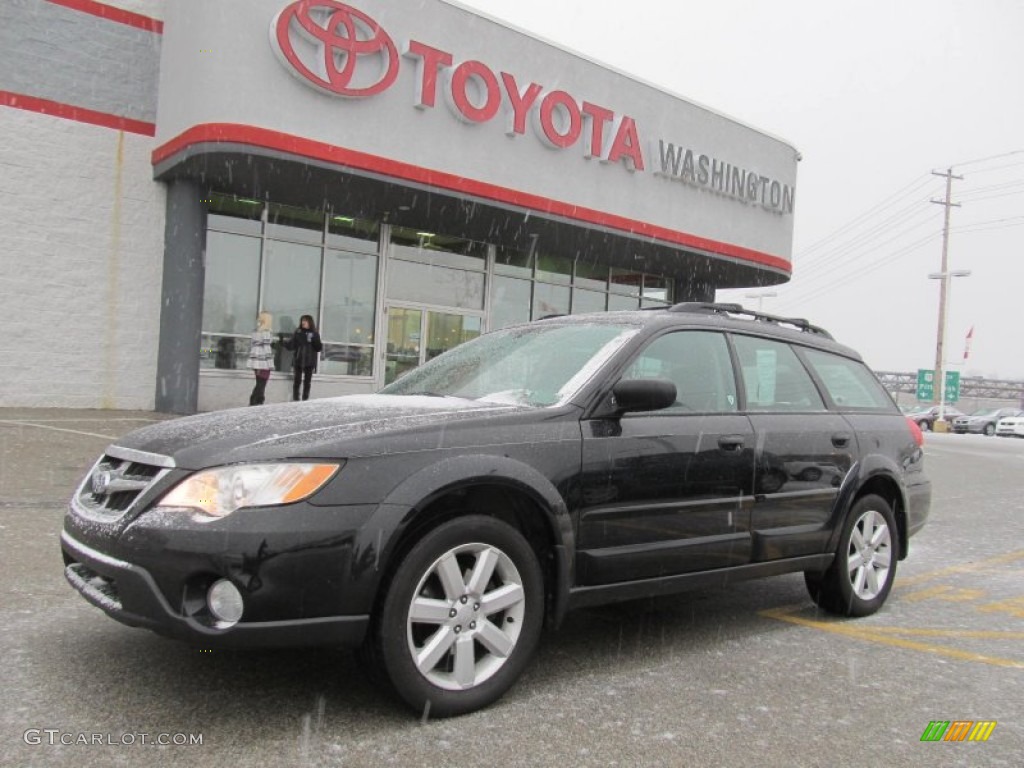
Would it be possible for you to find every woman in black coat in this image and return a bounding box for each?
[284,314,323,401]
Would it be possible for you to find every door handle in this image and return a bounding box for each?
[718,435,745,451]
[832,432,852,448]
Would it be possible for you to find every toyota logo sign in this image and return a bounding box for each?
[271,0,398,97]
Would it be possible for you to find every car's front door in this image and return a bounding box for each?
[576,331,756,585]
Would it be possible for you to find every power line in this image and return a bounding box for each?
[953,149,1024,168]
[793,174,933,258]
[790,208,941,290]
[778,229,942,307]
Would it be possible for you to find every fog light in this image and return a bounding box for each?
[207,579,243,626]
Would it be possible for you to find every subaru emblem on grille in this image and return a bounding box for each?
[91,471,112,496]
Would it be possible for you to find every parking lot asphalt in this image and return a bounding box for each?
[1,409,1022,767]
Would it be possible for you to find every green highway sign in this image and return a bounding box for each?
[916,369,960,402]
[944,370,960,402]
[916,369,934,401]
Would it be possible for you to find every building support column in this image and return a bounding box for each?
[155,180,205,414]
[672,277,714,304]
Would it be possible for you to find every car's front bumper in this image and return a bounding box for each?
[62,531,369,647]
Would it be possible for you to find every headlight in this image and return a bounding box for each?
[156,463,340,518]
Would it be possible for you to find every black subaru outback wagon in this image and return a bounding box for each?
[62,303,930,716]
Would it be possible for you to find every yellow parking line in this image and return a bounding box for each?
[866,627,1024,640]
[896,550,1024,589]
[759,607,1024,669]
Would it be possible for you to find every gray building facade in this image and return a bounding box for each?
[0,0,799,413]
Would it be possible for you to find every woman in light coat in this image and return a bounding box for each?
[247,311,274,405]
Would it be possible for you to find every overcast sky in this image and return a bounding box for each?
[458,0,1024,380]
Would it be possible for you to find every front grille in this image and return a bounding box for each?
[74,451,170,522]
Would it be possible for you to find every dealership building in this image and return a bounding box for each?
[0,0,799,413]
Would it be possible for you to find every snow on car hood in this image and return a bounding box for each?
[114,395,522,469]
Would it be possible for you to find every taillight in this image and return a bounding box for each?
[906,417,924,447]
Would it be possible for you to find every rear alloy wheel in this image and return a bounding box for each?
[984,423,996,436]
[918,420,930,432]
[805,494,898,617]
[375,515,543,717]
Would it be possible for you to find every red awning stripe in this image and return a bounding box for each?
[153,122,792,274]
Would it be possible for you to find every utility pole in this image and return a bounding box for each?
[930,168,962,417]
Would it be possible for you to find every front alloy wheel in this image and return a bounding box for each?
[375,515,543,717]
[805,494,899,617]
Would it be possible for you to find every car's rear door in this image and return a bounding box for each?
[730,334,858,562]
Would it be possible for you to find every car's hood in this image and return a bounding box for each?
[114,395,526,469]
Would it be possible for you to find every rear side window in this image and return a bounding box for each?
[802,349,894,410]
[622,331,738,412]
[732,335,825,411]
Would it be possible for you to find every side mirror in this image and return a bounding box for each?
[611,378,677,415]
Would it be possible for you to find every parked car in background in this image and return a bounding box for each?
[61,303,931,717]
[906,405,966,431]
[995,413,1024,438]
[953,408,1024,436]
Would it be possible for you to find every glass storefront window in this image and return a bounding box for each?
[327,215,379,253]
[322,250,377,345]
[208,194,263,235]
[495,246,533,278]
[199,333,251,370]
[202,204,385,379]
[574,260,608,290]
[426,312,481,361]
[387,260,485,310]
[320,249,378,375]
[202,232,261,334]
[491,276,531,329]
[571,288,606,314]
[610,267,644,295]
[608,292,640,311]
[536,253,573,284]
[262,240,323,334]
[266,204,325,244]
[320,343,373,377]
[390,226,487,271]
[643,274,671,304]
[533,283,570,318]
[208,213,262,236]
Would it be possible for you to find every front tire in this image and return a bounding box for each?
[374,515,544,717]
[805,494,898,617]
[984,423,996,436]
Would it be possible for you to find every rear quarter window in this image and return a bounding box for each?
[802,348,894,409]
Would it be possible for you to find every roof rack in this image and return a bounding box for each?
[666,302,834,340]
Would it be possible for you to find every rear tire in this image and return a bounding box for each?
[805,494,898,617]
[984,423,996,436]
[373,515,544,718]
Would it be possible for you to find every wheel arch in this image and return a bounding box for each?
[830,457,910,560]
[361,454,575,630]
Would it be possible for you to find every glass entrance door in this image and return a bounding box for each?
[382,306,482,386]
[384,307,423,386]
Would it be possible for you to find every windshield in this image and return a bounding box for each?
[381,322,639,407]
